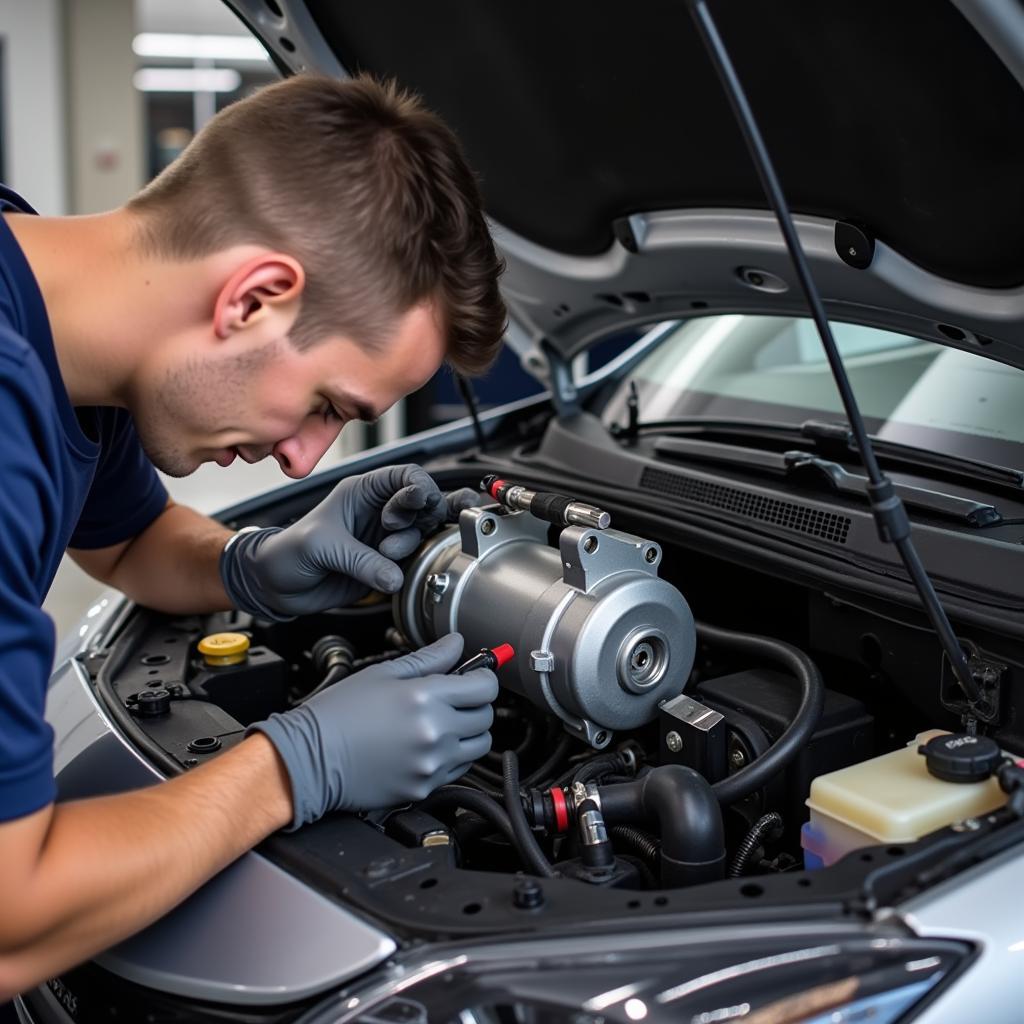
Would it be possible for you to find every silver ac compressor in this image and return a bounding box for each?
[395,505,695,748]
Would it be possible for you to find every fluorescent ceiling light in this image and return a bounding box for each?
[133,67,243,93]
[133,32,269,61]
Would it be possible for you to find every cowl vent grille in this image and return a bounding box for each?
[640,466,851,545]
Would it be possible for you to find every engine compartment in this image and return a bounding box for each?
[97,476,1024,918]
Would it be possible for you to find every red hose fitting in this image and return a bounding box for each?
[549,786,569,833]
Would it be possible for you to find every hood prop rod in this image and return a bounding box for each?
[685,0,981,714]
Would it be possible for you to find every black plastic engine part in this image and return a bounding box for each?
[694,622,825,807]
[385,809,452,848]
[133,688,171,717]
[599,765,725,887]
[919,733,1003,784]
[696,668,873,829]
[188,646,288,726]
[555,854,645,888]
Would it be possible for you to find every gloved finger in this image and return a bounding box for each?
[380,482,437,531]
[439,667,499,708]
[362,465,443,514]
[452,704,494,739]
[446,487,481,520]
[411,486,480,536]
[311,533,404,594]
[378,527,423,560]
[455,731,493,765]
[390,632,464,679]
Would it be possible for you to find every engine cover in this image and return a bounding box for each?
[396,506,695,748]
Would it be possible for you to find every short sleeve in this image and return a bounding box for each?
[70,409,168,549]
[0,352,61,821]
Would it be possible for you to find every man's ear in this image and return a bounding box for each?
[213,253,305,340]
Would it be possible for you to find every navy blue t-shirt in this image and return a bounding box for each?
[0,185,169,821]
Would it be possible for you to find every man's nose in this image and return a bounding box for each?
[272,419,342,479]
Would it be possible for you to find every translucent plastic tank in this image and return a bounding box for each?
[802,730,1007,869]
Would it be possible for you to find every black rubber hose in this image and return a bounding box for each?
[695,621,825,807]
[610,825,661,865]
[600,765,725,887]
[573,752,634,787]
[474,727,567,789]
[552,750,625,790]
[729,811,784,878]
[299,636,357,704]
[419,786,516,847]
[502,751,557,877]
[485,715,537,765]
[522,733,573,788]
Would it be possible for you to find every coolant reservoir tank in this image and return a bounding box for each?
[802,730,1008,868]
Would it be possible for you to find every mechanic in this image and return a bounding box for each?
[0,73,505,999]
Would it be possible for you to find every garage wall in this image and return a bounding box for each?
[0,0,67,214]
[65,0,144,214]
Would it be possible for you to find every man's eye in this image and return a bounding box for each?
[322,403,344,424]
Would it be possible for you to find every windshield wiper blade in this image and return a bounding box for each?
[613,415,1024,492]
[653,437,1003,527]
[612,415,806,443]
[800,420,1024,490]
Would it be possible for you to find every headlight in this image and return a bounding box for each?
[299,932,969,1024]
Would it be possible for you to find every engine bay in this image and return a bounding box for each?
[94,469,1024,929]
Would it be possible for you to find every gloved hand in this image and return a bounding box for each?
[220,464,478,620]
[250,633,497,827]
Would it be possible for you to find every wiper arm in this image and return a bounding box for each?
[800,420,1024,490]
[654,437,1003,527]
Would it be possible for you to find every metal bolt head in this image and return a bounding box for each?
[730,748,747,768]
[425,572,450,604]
[480,517,496,536]
[666,730,683,753]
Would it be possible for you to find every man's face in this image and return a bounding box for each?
[135,303,447,479]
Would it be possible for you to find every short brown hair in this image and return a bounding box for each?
[129,74,505,375]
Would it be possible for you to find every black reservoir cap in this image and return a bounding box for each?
[919,732,1002,784]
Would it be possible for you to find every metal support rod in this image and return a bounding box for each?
[686,0,979,706]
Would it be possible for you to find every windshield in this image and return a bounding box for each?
[599,315,1024,468]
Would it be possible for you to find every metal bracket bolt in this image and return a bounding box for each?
[425,573,450,604]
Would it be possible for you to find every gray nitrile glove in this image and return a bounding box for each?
[250,633,497,827]
[220,465,478,620]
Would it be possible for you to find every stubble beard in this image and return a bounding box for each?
[134,342,280,477]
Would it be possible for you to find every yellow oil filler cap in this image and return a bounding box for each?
[198,632,250,667]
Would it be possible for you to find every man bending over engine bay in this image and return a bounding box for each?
[0,75,505,998]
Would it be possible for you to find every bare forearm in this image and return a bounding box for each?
[0,734,291,999]
[77,504,235,614]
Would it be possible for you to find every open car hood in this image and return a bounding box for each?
[227,1,1024,371]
